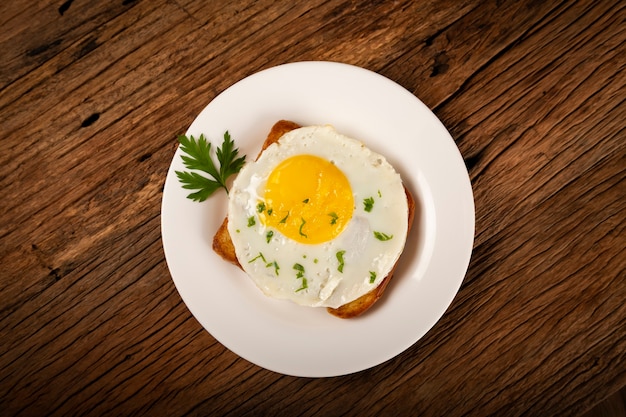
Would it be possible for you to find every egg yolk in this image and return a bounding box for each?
[260,155,354,244]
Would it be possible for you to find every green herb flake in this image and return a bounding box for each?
[266,261,280,276]
[267,208,273,216]
[175,131,246,202]
[247,216,256,227]
[363,197,375,212]
[266,230,274,243]
[293,263,308,292]
[293,263,305,278]
[328,212,339,225]
[299,217,307,238]
[336,250,346,273]
[373,231,393,241]
[296,277,308,292]
[302,198,310,204]
[378,190,382,197]
[257,202,266,213]
[369,271,377,283]
[248,252,267,264]
[279,212,289,224]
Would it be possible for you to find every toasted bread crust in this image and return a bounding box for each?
[212,120,414,318]
[212,217,240,268]
[256,120,301,159]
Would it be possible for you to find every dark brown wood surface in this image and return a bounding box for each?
[1,0,624,415]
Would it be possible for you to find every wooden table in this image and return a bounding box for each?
[1,0,624,415]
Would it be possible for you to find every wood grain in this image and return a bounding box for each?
[0,0,624,415]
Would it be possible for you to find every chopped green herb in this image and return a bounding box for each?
[302,198,309,204]
[296,277,308,292]
[369,271,377,283]
[248,252,267,263]
[378,190,382,197]
[293,263,307,292]
[299,217,307,238]
[314,258,318,264]
[257,202,266,213]
[267,208,273,216]
[328,212,339,225]
[373,231,393,241]
[266,260,279,275]
[336,250,346,273]
[247,216,256,227]
[293,263,305,278]
[363,197,375,212]
[279,212,289,224]
[266,230,274,243]
[175,131,246,202]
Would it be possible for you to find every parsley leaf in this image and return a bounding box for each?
[216,131,246,180]
[175,171,222,202]
[175,132,246,202]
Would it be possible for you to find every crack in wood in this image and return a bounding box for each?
[26,39,63,57]
[58,0,74,16]
[81,113,100,128]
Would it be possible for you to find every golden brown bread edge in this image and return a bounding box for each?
[212,120,415,319]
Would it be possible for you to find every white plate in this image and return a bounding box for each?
[161,61,474,377]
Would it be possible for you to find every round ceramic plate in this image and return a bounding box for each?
[161,61,474,377]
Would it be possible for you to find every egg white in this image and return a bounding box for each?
[227,125,409,309]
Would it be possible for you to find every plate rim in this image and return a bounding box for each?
[161,60,475,377]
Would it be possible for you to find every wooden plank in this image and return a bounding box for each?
[0,0,145,87]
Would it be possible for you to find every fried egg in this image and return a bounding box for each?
[227,125,409,309]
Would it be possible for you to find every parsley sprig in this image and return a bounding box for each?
[175,131,246,202]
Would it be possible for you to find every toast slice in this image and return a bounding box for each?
[212,120,415,318]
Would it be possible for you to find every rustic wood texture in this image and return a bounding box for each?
[1,0,624,415]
